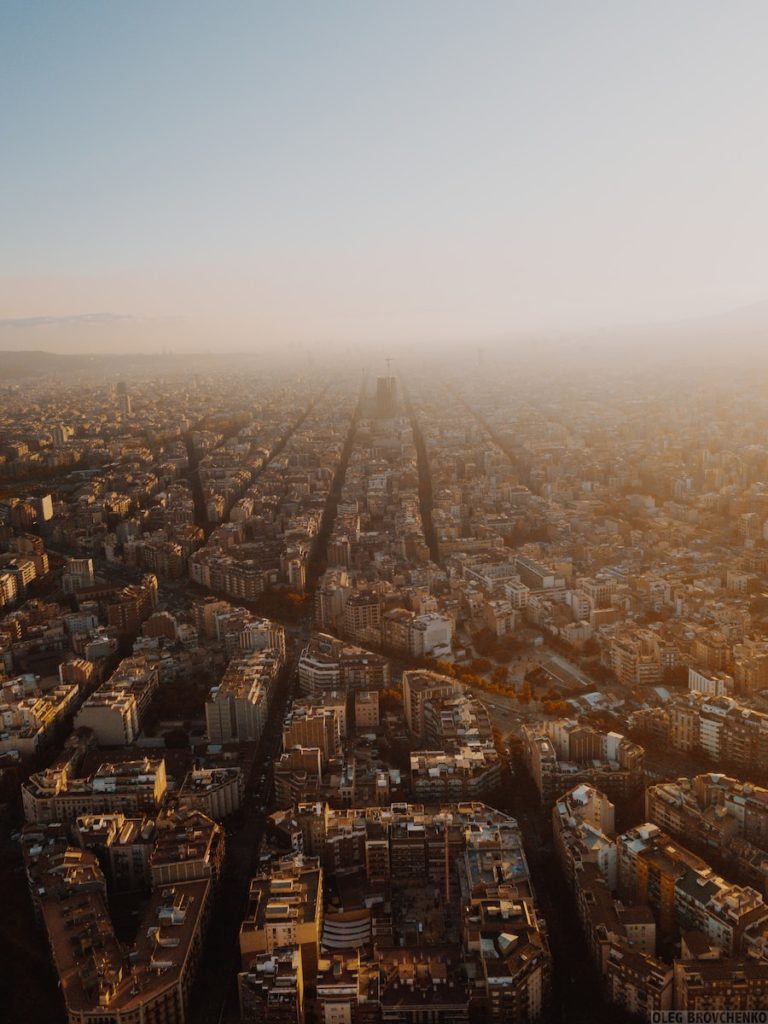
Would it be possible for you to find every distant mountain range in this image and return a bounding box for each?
[0,350,132,378]
[1,300,768,367]
[0,313,138,330]
[0,349,201,380]
[0,348,292,380]
[0,313,186,364]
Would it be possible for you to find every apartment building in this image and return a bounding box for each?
[282,702,342,767]
[618,823,768,952]
[239,856,324,991]
[75,654,160,745]
[28,832,211,1024]
[402,670,461,741]
[238,949,304,1024]
[298,633,390,698]
[0,676,78,757]
[175,764,242,818]
[522,719,644,805]
[206,647,282,744]
[23,757,168,825]
[410,745,501,801]
[252,804,551,1022]
[646,774,768,894]
[553,783,618,889]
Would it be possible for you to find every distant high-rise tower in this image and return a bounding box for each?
[115,381,132,415]
[375,376,397,418]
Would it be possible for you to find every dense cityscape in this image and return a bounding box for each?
[4,3,768,1020]
[2,356,768,1021]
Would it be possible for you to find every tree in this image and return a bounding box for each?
[470,657,492,675]
[542,699,570,717]
[380,687,403,712]
[472,628,496,656]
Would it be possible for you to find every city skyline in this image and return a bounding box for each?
[5,4,768,1021]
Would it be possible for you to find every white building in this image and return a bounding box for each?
[206,648,282,744]
[688,666,733,697]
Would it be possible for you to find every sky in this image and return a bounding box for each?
[2,1,768,352]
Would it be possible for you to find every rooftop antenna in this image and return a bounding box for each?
[385,356,394,374]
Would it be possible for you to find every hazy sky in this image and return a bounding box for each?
[2,1,768,351]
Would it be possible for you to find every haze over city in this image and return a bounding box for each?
[5,5,768,1024]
